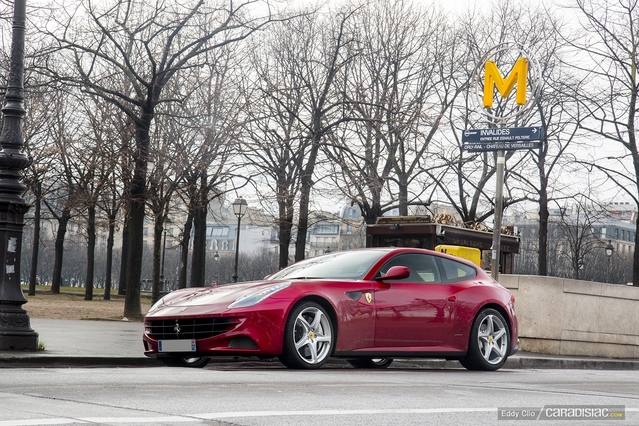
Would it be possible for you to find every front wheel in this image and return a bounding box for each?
[161,357,210,368]
[348,358,393,369]
[279,301,334,369]
[460,308,510,371]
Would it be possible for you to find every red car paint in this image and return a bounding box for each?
[143,248,518,366]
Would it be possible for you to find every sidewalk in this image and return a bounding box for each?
[0,318,638,370]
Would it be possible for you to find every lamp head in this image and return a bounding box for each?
[605,240,614,257]
[232,197,248,218]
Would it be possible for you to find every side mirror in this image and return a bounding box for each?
[377,266,410,281]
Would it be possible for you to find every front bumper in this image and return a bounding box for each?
[142,309,286,358]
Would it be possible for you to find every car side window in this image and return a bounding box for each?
[411,254,441,283]
[378,253,441,283]
[438,257,477,283]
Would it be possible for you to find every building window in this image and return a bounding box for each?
[208,227,229,237]
[315,224,339,235]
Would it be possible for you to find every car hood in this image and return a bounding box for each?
[145,280,287,318]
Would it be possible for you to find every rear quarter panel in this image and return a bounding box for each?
[450,282,517,351]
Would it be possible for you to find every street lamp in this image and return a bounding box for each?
[605,240,614,283]
[159,229,167,295]
[213,250,219,286]
[232,197,248,282]
[0,0,38,351]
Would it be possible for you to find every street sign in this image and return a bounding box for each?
[464,140,541,152]
[462,126,544,142]
[461,126,544,152]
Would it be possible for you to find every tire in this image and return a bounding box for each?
[348,358,393,369]
[460,308,510,371]
[161,357,210,368]
[279,301,334,369]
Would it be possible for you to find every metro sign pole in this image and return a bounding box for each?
[0,0,38,351]
[464,44,542,280]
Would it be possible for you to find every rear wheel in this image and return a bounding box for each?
[279,301,334,369]
[460,308,510,371]
[348,358,393,369]
[161,357,210,368]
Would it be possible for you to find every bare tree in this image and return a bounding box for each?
[38,89,86,294]
[436,1,574,242]
[552,199,607,280]
[258,8,358,262]
[41,0,283,316]
[22,77,58,295]
[570,0,639,286]
[244,16,310,268]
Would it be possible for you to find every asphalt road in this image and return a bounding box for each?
[1,366,637,426]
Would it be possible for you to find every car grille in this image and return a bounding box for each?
[147,318,240,340]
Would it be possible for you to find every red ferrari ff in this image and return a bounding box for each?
[143,248,518,370]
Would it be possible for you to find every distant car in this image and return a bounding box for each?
[143,248,518,370]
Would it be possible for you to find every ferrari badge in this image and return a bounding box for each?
[365,292,372,303]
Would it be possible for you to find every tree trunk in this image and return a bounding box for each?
[295,140,321,262]
[84,204,96,300]
[51,208,71,294]
[538,188,549,276]
[397,172,409,216]
[633,226,639,286]
[123,200,144,318]
[118,219,129,296]
[277,185,294,269]
[151,217,164,304]
[28,193,41,296]
[123,123,151,319]
[190,179,208,287]
[179,212,193,289]
[103,213,115,300]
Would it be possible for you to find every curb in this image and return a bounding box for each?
[0,355,163,368]
[2,355,638,370]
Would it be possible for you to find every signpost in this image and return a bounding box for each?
[462,126,544,152]
[460,124,544,278]
[466,43,543,280]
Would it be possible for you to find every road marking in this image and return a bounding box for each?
[2,408,637,425]
[198,408,497,419]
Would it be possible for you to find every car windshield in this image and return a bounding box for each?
[268,250,387,280]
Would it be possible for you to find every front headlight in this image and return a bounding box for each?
[227,282,291,309]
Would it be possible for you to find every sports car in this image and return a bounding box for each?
[143,247,518,370]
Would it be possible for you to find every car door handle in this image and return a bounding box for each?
[447,295,456,302]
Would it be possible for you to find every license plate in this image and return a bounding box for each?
[158,339,196,352]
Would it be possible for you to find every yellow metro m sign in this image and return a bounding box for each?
[483,57,528,108]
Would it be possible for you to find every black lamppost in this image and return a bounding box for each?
[605,240,614,283]
[160,229,167,295]
[213,250,219,286]
[0,0,38,350]
[232,197,248,283]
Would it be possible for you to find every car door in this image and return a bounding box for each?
[373,253,456,348]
